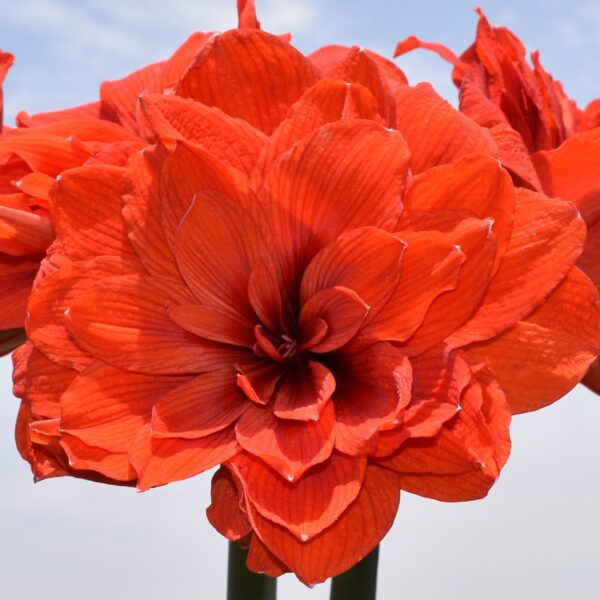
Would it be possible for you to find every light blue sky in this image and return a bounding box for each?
[1,1,599,599]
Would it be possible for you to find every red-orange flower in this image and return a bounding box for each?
[396,9,600,393]
[0,32,215,355]
[13,4,600,585]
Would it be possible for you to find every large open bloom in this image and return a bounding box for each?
[13,2,600,585]
[395,9,600,392]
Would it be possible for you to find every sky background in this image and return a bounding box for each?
[1,1,599,598]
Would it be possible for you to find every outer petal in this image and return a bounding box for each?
[393,83,496,173]
[235,401,336,481]
[232,452,366,540]
[131,425,240,491]
[176,29,320,134]
[532,128,600,225]
[0,257,38,329]
[380,361,511,502]
[60,363,188,452]
[450,188,586,345]
[206,467,251,541]
[51,165,137,261]
[245,464,401,585]
[140,94,267,176]
[67,273,246,375]
[466,267,600,414]
[26,256,137,370]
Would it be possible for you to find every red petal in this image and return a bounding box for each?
[67,273,247,374]
[175,188,265,318]
[299,287,369,353]
[404,154,515,270]
[374,345,471,458]
[532,128,600,225]
[381,360,511,502]
[176,29,319,134]
[140,94,267,176]
[51,165,137,261]
[466,267,600,413]
[273,360,335,421]
[360,231,464,343]
[232,451,366,540]
[235,401,335,481]
[261,120,410,278]
[0,204,53,256]
[0,257,37,329]
[169,304,255,348]
[131,425,240,491]
[151,371,249,439]
[245,464,400,585]
[300,226,405,320]
[206,467,251,541]
[237,0,261,28]
[61,362,189,452]
[26,256,137,370]
[394,83,496,173]
[450,188,586,345]
[246,536,288,577]
[248,262,285,335]
[253,79,382,182]
[333,343,412,455]
[309,45,397,125]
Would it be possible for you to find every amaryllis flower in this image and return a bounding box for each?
[13,2,600,585]
[0,31,216,355]
[395,9,600,392]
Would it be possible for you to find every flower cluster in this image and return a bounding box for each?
[3,1,599,586]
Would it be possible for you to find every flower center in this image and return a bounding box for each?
[254,325,298,363]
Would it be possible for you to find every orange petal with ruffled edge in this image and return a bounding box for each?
[309,45,397,126]
[374,345,471,458]
[260,119,410,286]
[244,464,400,585]
[60,362,188,453]
[232,451,366,540]
[235,401,335,481]
[176,29,319,135]
[466,267,600,414]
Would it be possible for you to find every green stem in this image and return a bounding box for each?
[329,545,379,600]
[227,542,277,600]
